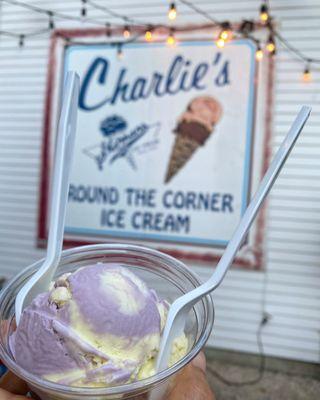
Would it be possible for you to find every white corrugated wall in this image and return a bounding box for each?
[0,0,319,364]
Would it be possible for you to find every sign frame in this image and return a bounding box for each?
[38,25,274,270]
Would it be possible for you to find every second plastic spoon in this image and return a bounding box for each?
[15,71,80,324]
[154,105,311,385]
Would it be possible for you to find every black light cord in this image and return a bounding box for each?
[1,0,115,27]
[0,0,319,73]
[207,315,268,387]
[0,27,50,38]
[178,0,219,24]
[274,30,320,65]
[179,0,320,68]
[86,0,145,26]
[64,31,145,48]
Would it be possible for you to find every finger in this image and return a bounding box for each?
[0,320,16,332]
[167,361,215,400]
[0,388,28,400]
[191,352,207,373]
[0,371,29,395]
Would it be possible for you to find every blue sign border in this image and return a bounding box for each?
[63,39,257,247]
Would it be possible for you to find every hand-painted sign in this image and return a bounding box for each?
[40,30,273,269]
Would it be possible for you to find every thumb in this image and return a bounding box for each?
[0,389,28,400]
[0,371,29,395]
[191,351,207,372]
[167,353,215,400]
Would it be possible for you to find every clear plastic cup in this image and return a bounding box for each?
[0,244,214,399]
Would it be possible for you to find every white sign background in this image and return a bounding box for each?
[62,40,257,248]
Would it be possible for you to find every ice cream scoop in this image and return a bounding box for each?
[165,96,222,183]
[10,264,188,387]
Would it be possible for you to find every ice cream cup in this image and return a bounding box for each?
[0,244,214,400]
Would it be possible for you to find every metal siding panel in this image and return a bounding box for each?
[0,0,319,364]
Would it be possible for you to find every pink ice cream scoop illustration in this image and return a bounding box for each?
[165,96,222,183]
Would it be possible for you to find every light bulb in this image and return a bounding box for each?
[167,30,176,46]
[220,30,229,40]
[48,11,54,30]
[256,46,263,61]
[123,25,131,39]
[260,4,269,22]
[303,66,312,82]
[168,3,177,20]
[240,20,254,36]
[266,33,276,54]
[145,29,153,42]
[266,41,275,53]
[19,35,24,48]
[219,22,232,41]
[81,0,87,18]
[117,46,123,60]
[105,23,111,38]
[216,38,225,48]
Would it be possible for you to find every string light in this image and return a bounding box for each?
[167,29,176,46]
[266,33,276,54]
[117,44,123,60]
[48,11,54,30]
[256,44,263,61]
[220,21,232,41]
[123,25,131,38]
[216,37,225,48]
[168,3,177,21]
[302,64,312,82]
[239,20,254,36]
[260,2,269,23]
[220,31,228,41]
[145,26,153,42]
[81,0,87,18]
[0,0,319,84]
[19,34,24,48]
[105,23,111,38]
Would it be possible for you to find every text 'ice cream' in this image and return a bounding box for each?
[10,264,188,387]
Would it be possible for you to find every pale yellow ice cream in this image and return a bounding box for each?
[12,264,188,387]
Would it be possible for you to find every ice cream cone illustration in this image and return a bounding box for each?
[165,96,222,183]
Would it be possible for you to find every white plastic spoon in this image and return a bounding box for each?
[15,71,80,324]
[153,105,311,392]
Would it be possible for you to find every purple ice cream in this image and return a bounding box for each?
[10,264,171,387]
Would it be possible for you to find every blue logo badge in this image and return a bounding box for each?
[83,115,160,170]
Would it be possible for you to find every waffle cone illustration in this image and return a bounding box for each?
[165,96,222,183]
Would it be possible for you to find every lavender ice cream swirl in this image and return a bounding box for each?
[10,264,176,387]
